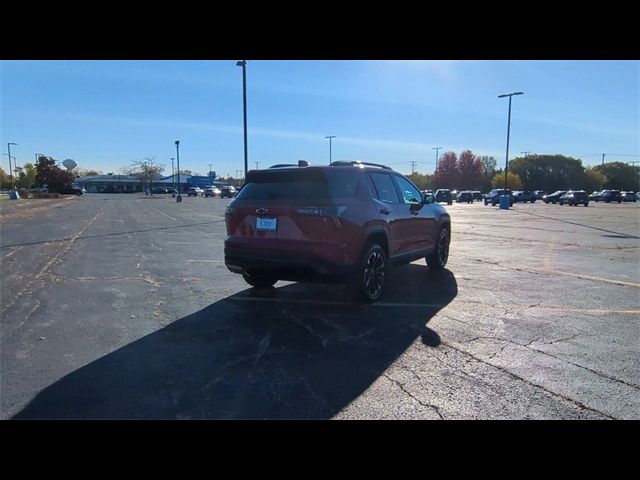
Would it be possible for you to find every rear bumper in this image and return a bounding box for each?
[224,241,354,281]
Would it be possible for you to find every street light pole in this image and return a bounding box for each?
[175,141,182,202]
[237,60,248,182]
[325,136,336,164]
[7,143,17,191]
[498,92,524,209]
[171,157,175,192]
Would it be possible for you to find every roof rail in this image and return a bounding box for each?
[330,160,392,170]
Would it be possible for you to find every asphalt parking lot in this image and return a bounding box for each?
[1,194,638,419]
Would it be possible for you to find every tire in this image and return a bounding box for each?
[242,271,277,289]
[348,243,387,303]
[584,203,588,207]
[426,226,450,271]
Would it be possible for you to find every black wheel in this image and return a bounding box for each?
[242,271,277,288]
[349,243,387,302]
[426,226,450,271]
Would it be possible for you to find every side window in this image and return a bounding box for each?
[370,173,400,204]
[393,176,422,205]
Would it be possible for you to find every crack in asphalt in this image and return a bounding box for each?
[382,373,444,419]
[438,339,616,419]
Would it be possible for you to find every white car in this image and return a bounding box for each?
[204,186,222,197]
[187,187,204,197]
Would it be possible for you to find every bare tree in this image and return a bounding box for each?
[131,157,165,193]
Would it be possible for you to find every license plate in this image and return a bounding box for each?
[256,217,277,231]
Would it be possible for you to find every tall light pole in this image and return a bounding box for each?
[7,143,17,191]
[209,163,213,186]
[237,60,248,182]
[432,146,442,172]
[175,141,182,202]
[498,92,524,208]
[171,157,175,192]
[254,162,260,170]
[325,136,336,164]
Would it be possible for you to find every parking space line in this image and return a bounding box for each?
[151,206,177,221]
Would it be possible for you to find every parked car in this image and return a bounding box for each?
[456,191,473,203]
[597,190,622,203]
[471,191,483,202]
[559,190,589,206]
[621,191,637,203]
[220,185,237,198]
[589,190,603,201]
[204,186,222,198]
[533,190,546,199]
[60,185,84,196]
[434,189,453,205]
[484,189,514,206]
[224,160,451,302]
[152,187,171,194]
[187,187,204,197]
[513,191,537,203]
[542,191,567,204]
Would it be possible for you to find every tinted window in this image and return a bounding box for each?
[237,169,365,200]
[393,176,422,205]
[238,170,326,200]
[370,173,400,204]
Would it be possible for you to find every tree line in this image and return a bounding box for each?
[406,151,639,193]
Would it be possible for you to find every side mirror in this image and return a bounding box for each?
[424,194,435,204]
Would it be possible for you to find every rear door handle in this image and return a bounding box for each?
[379,207,391,215]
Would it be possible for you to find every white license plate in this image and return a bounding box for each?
[256,217,277,231]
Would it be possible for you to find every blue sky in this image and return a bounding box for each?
[1,60,638,178]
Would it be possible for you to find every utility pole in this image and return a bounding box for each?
[521,151,531,157]
[208,163,213,186]
[254,162,260,170]
[601,153,607,166]
[410,160,418,174]
[325,136,336,164]
[432,147,442,172]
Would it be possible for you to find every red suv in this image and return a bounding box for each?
[224,161,451,302]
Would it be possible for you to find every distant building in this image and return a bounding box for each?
[76,173,229,193]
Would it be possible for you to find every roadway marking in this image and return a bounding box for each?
[151,206,177,221]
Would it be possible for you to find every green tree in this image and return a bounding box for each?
[478,156,497,192]
[491,171,523,190]
[592,162,640,191]
[16,163,37,190]
[509,154,585,191]
[583,168,608,192]
[406,172,433,190]
[0,166,10,190]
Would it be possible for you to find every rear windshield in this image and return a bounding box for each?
[237,169,364,200]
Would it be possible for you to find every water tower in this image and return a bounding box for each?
[62,159,77,171]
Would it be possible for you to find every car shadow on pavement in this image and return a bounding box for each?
[14,265,457,419]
